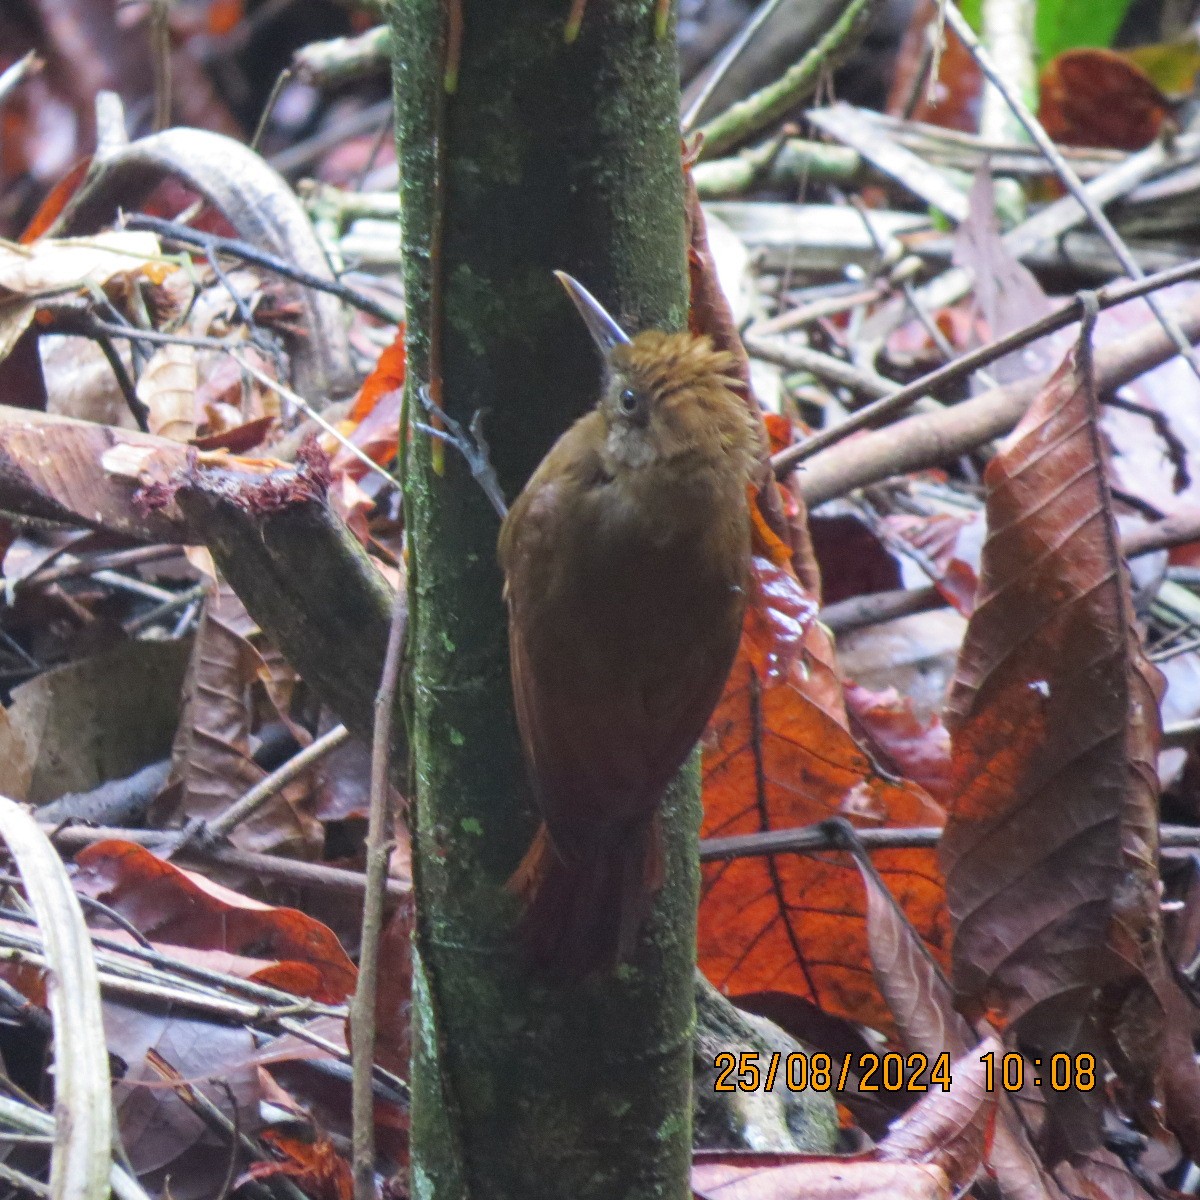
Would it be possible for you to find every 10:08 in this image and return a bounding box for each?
[981,1050,1097,1092]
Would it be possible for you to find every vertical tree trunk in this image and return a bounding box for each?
[389,2,696,1198]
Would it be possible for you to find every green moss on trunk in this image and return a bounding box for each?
[390,2,695,1197]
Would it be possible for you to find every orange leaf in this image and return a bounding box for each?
[20,157,91,244]
[699,556,947,1034]
[350,328,407,422]
[248,1133,353,1200]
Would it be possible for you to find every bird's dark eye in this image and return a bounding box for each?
[619,387,639,414]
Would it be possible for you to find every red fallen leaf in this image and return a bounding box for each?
[191,415,276,454]
[73,839,357,1002]
[883,512,979,616]
[19,156,91,244]
[1039,49,1171,151]
[244,1132,352,1200]
[699,554,948,1036]
[332,387,404,478]
[845,684,952,801]
[940,337,1167,1156]
[207,0,245,36]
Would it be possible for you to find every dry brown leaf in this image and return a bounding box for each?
[158,579,319,856]
[941,335,1167,1156]
[139,343,199,442]
[0,231,161,298]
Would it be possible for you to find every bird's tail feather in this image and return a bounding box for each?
[506,818,664,980]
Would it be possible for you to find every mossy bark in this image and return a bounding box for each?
[390,3,695,1198]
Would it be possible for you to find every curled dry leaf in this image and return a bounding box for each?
[0,231,161,298]
[940,336,1167,1156]
[855,847,1068,1200]
[138,343,199,442]
[875,1038,998,1196]
[699,554,948,1035]
[0,230,162,365]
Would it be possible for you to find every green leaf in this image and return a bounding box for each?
[1035,0,1136,65]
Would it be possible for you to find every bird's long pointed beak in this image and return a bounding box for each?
[553,271,631,354]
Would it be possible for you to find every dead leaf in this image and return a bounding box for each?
[243,1132,353,1200]
[699,555,948,1034]
[940,338,1166,1155]
[1039,49,1170,151]
[854,849,1068,1200]
[106,1001,262,1195]
[139,343,199,442]
[72,839,357,1001]
[0,639,189,803]
[952,170,1054,386]
[158,578,319,856]
[0,231,161,298]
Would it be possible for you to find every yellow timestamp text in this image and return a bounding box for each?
[713,1050,1100,1093]
[713,1051,953,1093]
[979,1051,1097,1092]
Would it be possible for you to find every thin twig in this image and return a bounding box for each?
[744,334,898,400]
[149,0,172,132]
[23,545,182,589]
[700,817,1200,860]
[251,67,293,153]
[169,724,352,856]
[351,584,407,1200]
[941,2,1200,388]
[93,332,150,431]
[231,352,401,491]
[775,254,1200,475]
[124,213,404,326]
[47,822,408,897]
[125,582,208,635]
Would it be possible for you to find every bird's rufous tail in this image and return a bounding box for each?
[505,818,664,980]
